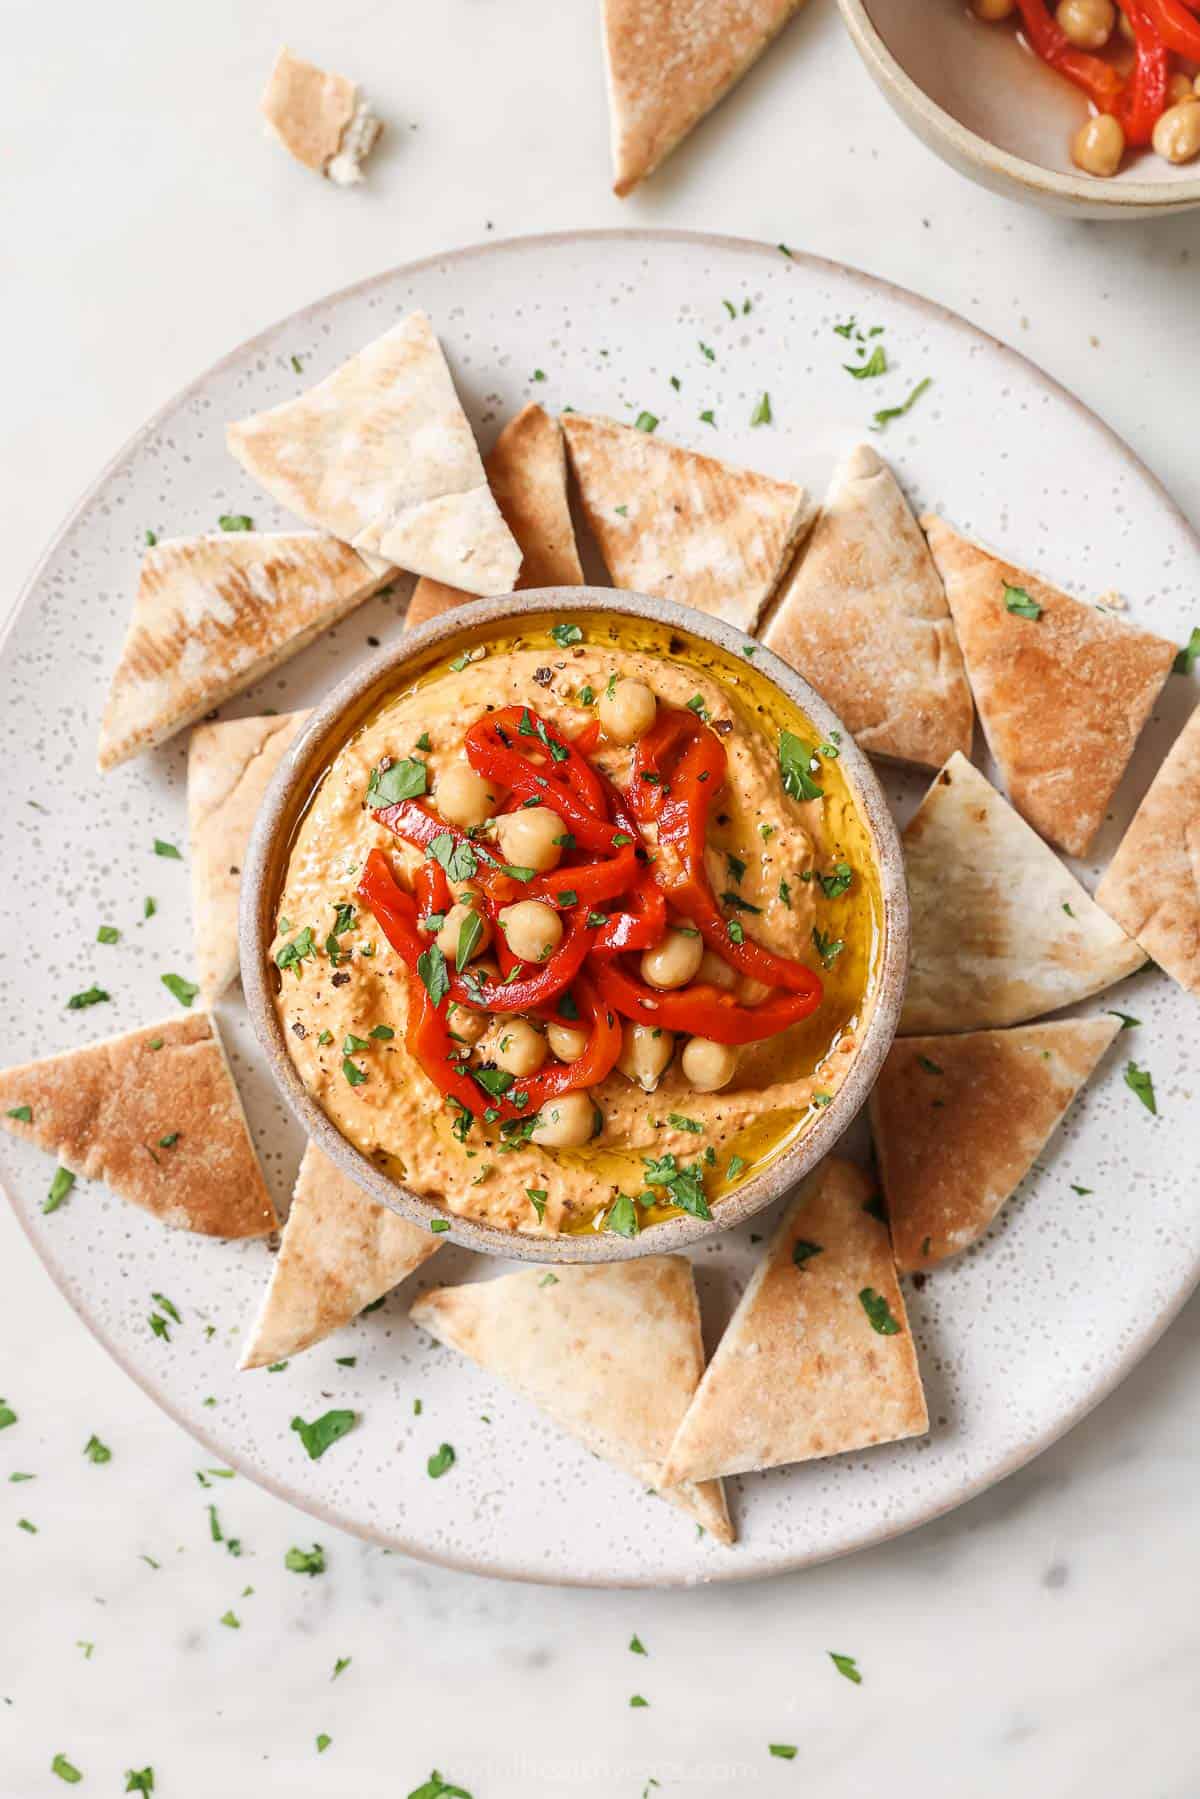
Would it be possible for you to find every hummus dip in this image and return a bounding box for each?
[271,616,882,1237]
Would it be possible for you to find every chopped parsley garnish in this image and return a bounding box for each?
[630,1634,648,1655]
[871,376,932,431]
[727,918,745,946]
[634,411,658,433]
[1070,1183,1093,1196]
[721,891,761,915]
[124,1769,155,1794]
[67,985,109,1010]
[605,1194,640,1237]
[770,1745,798,1760]
[408,1774,474,1799]
[817,862,853,899]
[687,694,712,723]
[427,1443,456,1479]
[778,878,791,908]
[370,1024,394,1040]
[1003,583,1043,620]
[698,341,715,361]
[551,623,583,647]
[1124,1060,1157,1115]
[630,1694,649,1708]
[725,1154,746,1180]
[160,971,199,1008]
[750,392,772,427]
[276,926,317,976]
[532,368,546,382]
[845,345,887,380]
[97,925,120,945]
[472,1066,515,1099]
[145,529,157,546]
[417,944,450,1008]
[144,896,156,919]
[343,1033,369,1054]
[501,863,537,884]
[725,852,746,882]
[793,1239,823,1267]
[430,1219,451,1234]
[858,1288,901,1335]
[779,731,824,802]
[667,1114,703,1134]
[332,1657,351,1680]
[43,1167,75,1215]
[699,409,715,426]
[0,1401,16,1430]
[219,1610,240,1629]
[153,839,182,859]
[316,1735,331,1754]
[429,832,478,884]
[642,1152,711,1220]
[525,1188,548,1221]
[290,1410,357,1460]
[1173,627,1200,675]
[83,1434,112,1464]
[367,757,428,806]
[830,1651,863,1685]
[917,1055,943,1075]
[342,1056,367,1087]
[51,1754,83,1784]
[18,1517,37,1533]
[812,928,844,968]
[218,514,253,532]
[284,1543,326,1575]
[1107,1010,1140,1029]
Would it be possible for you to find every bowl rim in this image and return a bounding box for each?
[240,586,910,1264]
[837,0,1200,212]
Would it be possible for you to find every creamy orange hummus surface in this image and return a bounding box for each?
[271,617,882,1237]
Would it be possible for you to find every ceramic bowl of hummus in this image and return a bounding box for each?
[241,589,909,1262]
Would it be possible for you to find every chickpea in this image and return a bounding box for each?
[446,1002,486,1046]
[530,1090,599,1148]
[1153,99,1200,163]
[681,1036,738,1094]
[436,899,491,965]
[435,760,501,830]
[697,948,737,991]
[496,805,566,874]
[738,977,771,1006]
[1055,0,1114,49]
[597,677,658,745]
[1117,5,1134,37]
[546,1021,589,1063]
[640,927,704,991]
[498,899,563,963]
[971,0,1015,16]
[485,1017,547,1078]
[1167,72,1198,107]
[1072,112,1125,177]
[616,1022,676,1093]
[1195,73,1200,96]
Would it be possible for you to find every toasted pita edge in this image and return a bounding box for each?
[870,1017,1121,1273]
[0,1013,277,1239]
[238,1142,439,1369]
[900,751,1146,1034]
[410,1259,733,1543]
[261,46,381,183]
[661,1157,927,1487]
[1096,701,1200,997]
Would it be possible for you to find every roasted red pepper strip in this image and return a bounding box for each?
[465,707,619,851]
[590,875,667,951]
[1139,0,1200,57]
[591,959,822,1046]
[375,799,520,907]
[1115,0,1170,144]
[407,984,486,1120]
[508,973,621,1110]
[629,706,823,997]
[1014,0,1126,110]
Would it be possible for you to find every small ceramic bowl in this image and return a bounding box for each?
[839,0,1200,219]
[241,588,909,1263]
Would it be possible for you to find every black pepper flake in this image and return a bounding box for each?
[367,635,381,647]
[716,813,730,826]
[533,667,553,687]
[713,719,733,736]
[292,1021,307,1040]
[229,865,240,876]
[669,634,685,654]
[911,1271,928,1291]
[331,972,351,988]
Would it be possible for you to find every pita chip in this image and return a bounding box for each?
[1097,700,1200,996]
[924,515,1176,857]
[901,752,1145,1034]
[561,413,814,632]
[603,0,805,195]
[410,1258,732,1542]
[98,533,385,771]
[762,445,973,769]
[260,46,382,185]
[407,404,583,630]
[226,312,522,594]
[239,1143,439,1369]
[662,1158,926,1486]
[0,1014,275,1238]
[187,710,308,1003]
[871,1017,1120,1273]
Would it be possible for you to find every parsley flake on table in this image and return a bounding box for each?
[634,411,658,433]
[316,1735,332,1754]
[1070,1183,1093,1196]
[143,896,156,919]
[218,514,253,532]
[1107,1010,1140,1030]
[161,972,199,1007]
[871,376,932,431]
[290,1409,357,1460]
[0,1400,15,1430]
[285,1543,326,1575]
[408,1773,474,1799]
[124,1769,155,1794]
[750,391,772,426]
[699,408,715,426]
[830,1651,863,1684]
[845,345,887,380]
[779,730,824,802]
[153,838,182,859]
[43,1167,75,1215]
[144,529,157,547]
[51,1754,82,1783]
[859,1288,900,1334]
[1124,1060,1157,1114]
[83,1433,111,1465]
[629,1634,648,1655]
[6,1105,31,1122]
[67,985,109,1010]
[1004,582,1043,620]
[427,1442,456,1479]
[97,924,120,945]
[219,1610,240,1629]
[332,1656,352,1680]
[770,1743,798,1759]
[1172,626,1200,675]
[630,1694,650,1708]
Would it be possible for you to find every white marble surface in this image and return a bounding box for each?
[3,2,1200,1794]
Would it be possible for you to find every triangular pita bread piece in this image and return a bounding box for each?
[98,533,385,771]
[901,752,1145,1034]
[602,0,805,195]
[1097,700,1200,996]
[924,515,1176,857]
[0,1014,276,1238]
[187,710,308,1003]
[407,404,583,629]
[260,45,382,184]
[662,1158,927,1486]
[239,1142,439,1368]
[561,413,814,632]
[870,1017,1120,1273]
[226,312,522,594]
[762,445,973,769]
[410,1258,732,1542]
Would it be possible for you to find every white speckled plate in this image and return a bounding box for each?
[3,231,1198,1588]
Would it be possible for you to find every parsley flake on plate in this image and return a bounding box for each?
[83,1434,111,1465]
[153,838,182,859]
[67,985,109,1010]
[1172,626,1200,675]
[427,1442,456,1479]
[43,1167,75,1215]
[845,345,887,380]
[124,1769,155,1794]
[750,392,772,426]
[332,1657,352,1680]
[634,411,658,433]
[218,513,253,532]
[1107,1010,1140,1030]
[871,376,932,431]
[829,1651,863,1685]
[1124,1060,1157,1114]
[161,972,199,1007]
[667,1114,703,1134]
[0,1400,15,1430]
[285,1543,326,1576]
[51,1754,82,1784]
[291,1409,357,1460]
[97,924,120,945]
[770,1744,798,1760]
[629,1634,648,1655]
[408,1773,474,1799]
